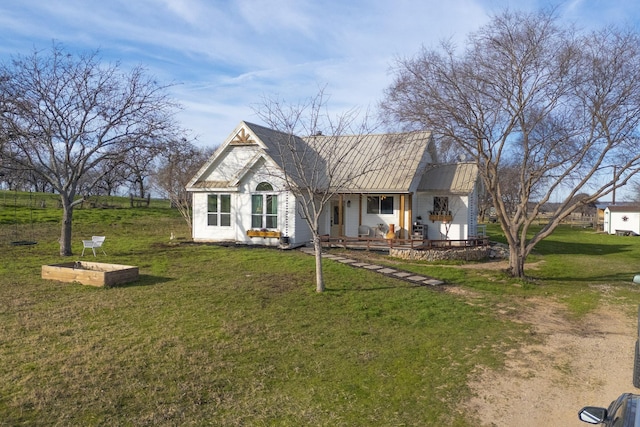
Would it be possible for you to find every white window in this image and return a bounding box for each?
[432,196,449,215]
[251,182,278,229]
[366,195,394,214]
[207,194,231,226]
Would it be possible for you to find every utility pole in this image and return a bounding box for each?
[612,165,617,205]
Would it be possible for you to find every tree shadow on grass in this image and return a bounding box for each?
[536,241,637,256]
[114,274,173,288]
[327,286,434,294]
[528,271,640,285]
[324,281,431,293]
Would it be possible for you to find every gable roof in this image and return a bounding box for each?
[418,163,478,194]
[188,121,434,193]
[242,121,433,192]
[605,205,640,212]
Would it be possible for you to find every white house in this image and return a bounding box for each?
[603,205,640,235]
[186,121,481,247]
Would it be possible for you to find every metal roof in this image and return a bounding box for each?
[189,180,232,189]
[244,121,433,192]
[605,205,640,212]
[418,163,478,194]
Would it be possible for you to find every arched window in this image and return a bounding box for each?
[256,182,273,191]
[252,182,277,228]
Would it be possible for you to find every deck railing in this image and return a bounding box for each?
[320,235,489,251]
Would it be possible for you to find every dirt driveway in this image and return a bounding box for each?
[463,295,637,426]
[337,251,638,425]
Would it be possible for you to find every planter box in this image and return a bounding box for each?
[429,214,453,222]
[42,261,139,287]
[246,230,281,238]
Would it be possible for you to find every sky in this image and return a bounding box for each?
[1,0,640,149]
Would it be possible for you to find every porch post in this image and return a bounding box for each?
[339,194,344,235]
[407,194,413,239]
[399,194,406,239]
[408,193,413,224]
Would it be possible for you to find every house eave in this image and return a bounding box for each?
[332,188,412,194]
[187,187,238,193]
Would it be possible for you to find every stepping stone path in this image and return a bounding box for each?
[299,247,444,287]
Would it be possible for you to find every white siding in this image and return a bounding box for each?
[292,200,313,245]
[343,196,357,236]
[413,192,470,240]
[202,145,261,182]
[605,208,640,235]
[192,192,237,242]
[236,161,286,247]
[359,195,400,235]
[326,194,413,239]
[192,158,314,247]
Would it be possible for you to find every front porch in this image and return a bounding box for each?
[327,189,480,244]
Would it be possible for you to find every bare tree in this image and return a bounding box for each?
[571,193,597,218]
[254,89,390,292]
[496,162,532,217]
[0,44,182,255]
[152,138,213,233]
[91,159,128,196]
[122,144,158,198]
[631,182,640,203]
[381,9,640,278]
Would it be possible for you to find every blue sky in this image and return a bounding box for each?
[1,0,640,148]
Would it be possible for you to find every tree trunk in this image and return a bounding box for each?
[59,200,74,256]
[137,179,145,199]
[313,235,325,292]
[508,244,525,278]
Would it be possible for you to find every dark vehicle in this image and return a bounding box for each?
[579,393,640,425]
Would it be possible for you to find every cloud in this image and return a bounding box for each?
[1,0,638,146]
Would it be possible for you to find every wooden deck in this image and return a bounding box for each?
[320,235,489,251]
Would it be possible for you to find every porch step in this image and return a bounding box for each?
[298,247,444,287]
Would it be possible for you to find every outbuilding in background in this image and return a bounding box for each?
[603,205,640,236]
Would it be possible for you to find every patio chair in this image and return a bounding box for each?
[358,225,372,238]
[81,236,106,257]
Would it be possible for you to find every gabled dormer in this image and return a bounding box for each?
[187,122,274,191]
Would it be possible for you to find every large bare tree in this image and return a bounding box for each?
[254,89,391,292]
[0,44,182,255]
[381,9,640,278]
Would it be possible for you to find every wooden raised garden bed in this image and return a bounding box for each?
[42,261,139,287]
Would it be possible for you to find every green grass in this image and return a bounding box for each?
[349,223,640,316]
[2,191,640,425]
[0,232,521,426]
[481,224,640,315]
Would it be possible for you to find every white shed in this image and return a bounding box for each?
[603,205,640,235]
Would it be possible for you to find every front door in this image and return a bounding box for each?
[330,200,344,237]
